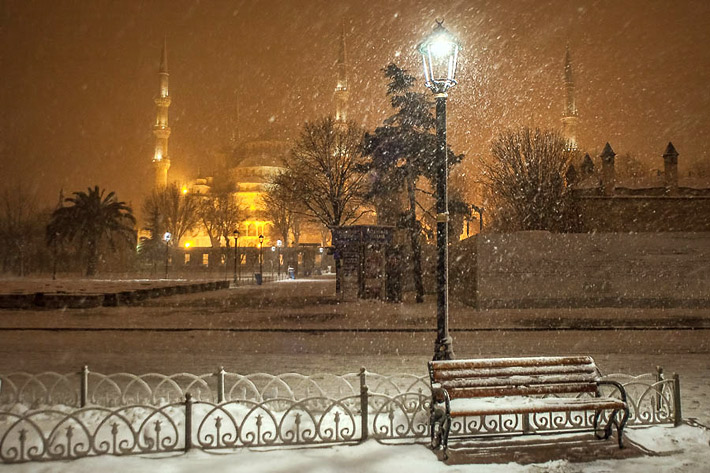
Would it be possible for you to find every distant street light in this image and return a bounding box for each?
[52,232,60,280]
[276,239,283,280]
[258,234,264,284]
[418,20,461,361]
[163,231,172,279]
[233,229,240,285]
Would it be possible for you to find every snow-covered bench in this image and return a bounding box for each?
[428,356,629,459]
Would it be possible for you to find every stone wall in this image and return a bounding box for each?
[576,196,710,232]
[463,232,710,308]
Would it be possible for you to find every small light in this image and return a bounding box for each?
[163,232,171,242]
[184,242,191,248]
[181,186,188,194]
[271,246,276,252]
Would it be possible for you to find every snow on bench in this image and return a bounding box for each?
[428,356,630,459]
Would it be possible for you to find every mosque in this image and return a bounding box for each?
[148,29,353,256]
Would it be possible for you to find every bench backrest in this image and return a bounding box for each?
[429,356,601,399]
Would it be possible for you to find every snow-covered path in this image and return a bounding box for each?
[3,426,710,473]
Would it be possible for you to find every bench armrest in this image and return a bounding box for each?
[597,380,628,404]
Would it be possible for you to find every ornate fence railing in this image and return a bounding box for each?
[0,367,430,407]
[0,367,681,463]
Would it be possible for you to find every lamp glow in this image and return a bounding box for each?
[418,21,461,95]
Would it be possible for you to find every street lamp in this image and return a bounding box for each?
[418,20,461,361]
[276,239,283,280]
[163,231,172,279]
[233,229,240,285]
[258,234,264,284]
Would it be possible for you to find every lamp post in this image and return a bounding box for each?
[418,20,461,361]
[233,229,240,285]
[52,232,60,280]
[163,232,172,280]
[258,234,264,283]
[276,239,283,280]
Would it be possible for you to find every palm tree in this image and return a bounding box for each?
[47,186,136,276]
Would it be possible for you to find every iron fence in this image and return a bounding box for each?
[0,367,681,463]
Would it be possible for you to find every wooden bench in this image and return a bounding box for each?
[428,356,629,458]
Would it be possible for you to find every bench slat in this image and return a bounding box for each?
[434,365,598,382]
[447,382,598,399]
[432,356,593,371]
[441,373,599,389]
[449,396,626,417]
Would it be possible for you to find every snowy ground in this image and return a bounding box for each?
[1,276,709,470]
[3,425,710,473]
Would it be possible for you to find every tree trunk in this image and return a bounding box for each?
[86,239,98,276]
[406,174,424,303]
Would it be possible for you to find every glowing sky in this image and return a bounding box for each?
[2,0,709,207]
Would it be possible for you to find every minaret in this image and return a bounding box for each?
[152,38,171,189]
[561,46,579,150]
[334,21,349,124]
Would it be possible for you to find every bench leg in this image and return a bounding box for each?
[441,416,451,460]
[615,407,630,449]
[594,409,617,441]
[430,416,440,449]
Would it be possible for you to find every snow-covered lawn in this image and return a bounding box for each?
[2,425,709,473]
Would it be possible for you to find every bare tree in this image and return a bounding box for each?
[484,127,577,232]
[0,186,46,276]
[262,171,304,247]
[142,183,199,247]
[283,117,370,228]
[278,117,370,291]
[198,190,243,248]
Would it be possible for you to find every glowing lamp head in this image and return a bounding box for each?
[418,21,462,95]
[181,186,188,195]
[184,242,191,248]
[163,232,171,242]
[276,239,283,248]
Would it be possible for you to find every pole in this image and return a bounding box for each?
[233,236,238,284]
[277,247,281,280]
[164,241,170,279]
[259,244,263,278]
[433,93,454,361]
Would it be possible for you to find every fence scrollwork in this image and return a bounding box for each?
[0,367,682,464]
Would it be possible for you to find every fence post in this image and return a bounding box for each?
[655,366,664,413]
[216,366,225,404]
[359,367,369,441]
[673,373,682,427]
[80,365,89,407]
[522,413,532,434]
[185,393,193,451]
